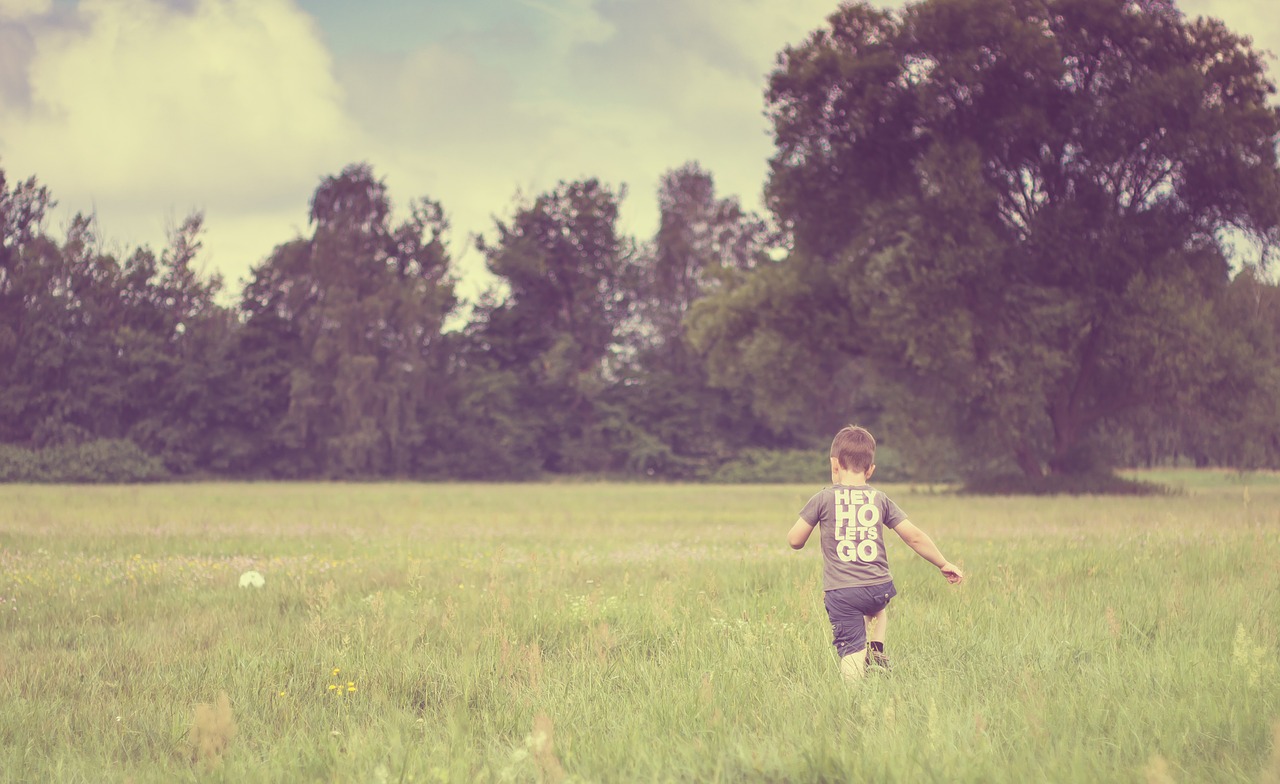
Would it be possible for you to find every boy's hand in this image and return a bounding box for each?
[939,562,964,584]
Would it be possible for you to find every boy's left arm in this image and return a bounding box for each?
[788,518,816,550]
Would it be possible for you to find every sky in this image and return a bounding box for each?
[0,0,1276,302]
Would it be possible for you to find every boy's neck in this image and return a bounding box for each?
[835,470,870,485]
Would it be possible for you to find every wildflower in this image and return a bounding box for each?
[278,691,286,697]
[328,684,337,691]
[347,682,356,693]
[331,668,340,677]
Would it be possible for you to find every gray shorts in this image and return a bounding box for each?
[823,581,897,658]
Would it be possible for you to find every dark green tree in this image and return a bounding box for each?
[116,215,241,473]
[0,170,60,444]
[1133,268,1280,469]
[240,164,457,477]
[464,179,633,474]
[619,163,788,475]
[696,0,1280,479]
[0,210,145,448]
[0,168,232,472]
[639,163,772,350]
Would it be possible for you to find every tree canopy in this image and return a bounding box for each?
[693,0,1280,479]
[2,0,1279,486]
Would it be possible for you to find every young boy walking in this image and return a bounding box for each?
[788,425,963,682]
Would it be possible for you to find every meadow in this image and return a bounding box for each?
[0,474,1278,783]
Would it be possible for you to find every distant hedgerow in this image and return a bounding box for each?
[0,439,169,483]
[960,471,1171,496]
[707,447,914,484]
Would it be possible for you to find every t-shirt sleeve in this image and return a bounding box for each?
[798,490,827,526]
[881,494,907,529]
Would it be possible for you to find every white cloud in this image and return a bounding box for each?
[0,0,362,291]
[0,0,890,303]
[515,0,613,48]
[1182,0,1280,74]
[330,0,847,300]
[5,0,358,202]
[685,0,861,77]
[0,0,50,20]
[4,0,1272,307]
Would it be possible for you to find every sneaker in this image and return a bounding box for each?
[867,649,892,672]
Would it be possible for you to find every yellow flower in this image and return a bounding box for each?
[278,690,286,697]
[328,684,337,691]
[347,681,354,687]
[331,668,340,677]
[347,685,357,693]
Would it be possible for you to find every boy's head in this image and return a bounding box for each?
[830,425,876,474]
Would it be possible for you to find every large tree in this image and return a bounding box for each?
[618,163,795,475]
[111,215,236,472]
[638,163,773,351]
[240,164,457,477]
[464,179,634,474]
[696,0,1280,478]
[0,168,232,466]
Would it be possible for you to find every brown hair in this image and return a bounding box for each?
[830,425,876,472]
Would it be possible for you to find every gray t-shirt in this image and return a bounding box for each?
[799,484,907,591]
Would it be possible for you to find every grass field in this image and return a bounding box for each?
[1,473,1278,783]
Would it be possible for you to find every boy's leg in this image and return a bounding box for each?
[865,606,891,670]
[839,651,867,682]
[866,606,887,647]
[824,588,870,684]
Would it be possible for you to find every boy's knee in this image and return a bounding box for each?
[839,651,867,683]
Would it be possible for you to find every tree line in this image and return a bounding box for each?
[3,0,1279,485]
[0,162,801,481]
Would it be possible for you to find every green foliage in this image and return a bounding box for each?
[690,0,1280,480]
[0,172,234,477]
[6,19,1280,493]
[0,439,168,483]
[465,179,634,475]
[960,470,1169,496]
[239,164,458,479]
[617,164,790,477]
[688,259,867,441]
[638,162,773,349]
[707,448,828,483]
[707,446,918,484]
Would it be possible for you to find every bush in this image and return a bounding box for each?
[705,447,919,484]
[0,439,169,483]
[960,471,1172,496]
[706,449,825,483]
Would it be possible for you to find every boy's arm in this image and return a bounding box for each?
[893,520,964,583]
[788,518,816,550]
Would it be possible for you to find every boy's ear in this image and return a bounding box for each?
[866,464,876,480]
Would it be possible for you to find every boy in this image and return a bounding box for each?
[788,425,963,682]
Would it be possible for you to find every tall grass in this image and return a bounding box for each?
[0,477,1277,782]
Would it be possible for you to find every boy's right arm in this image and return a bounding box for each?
[788,518,816,550]
[893,520,964,584]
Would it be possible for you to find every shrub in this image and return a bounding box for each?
[707,449,825,484]
[706,446,918,484]
[0,439,169,483]
[960,471,1172,496]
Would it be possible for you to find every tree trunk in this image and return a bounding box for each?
[1016,444,1043,479]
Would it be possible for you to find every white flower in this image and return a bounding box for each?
[238,570,265,588]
